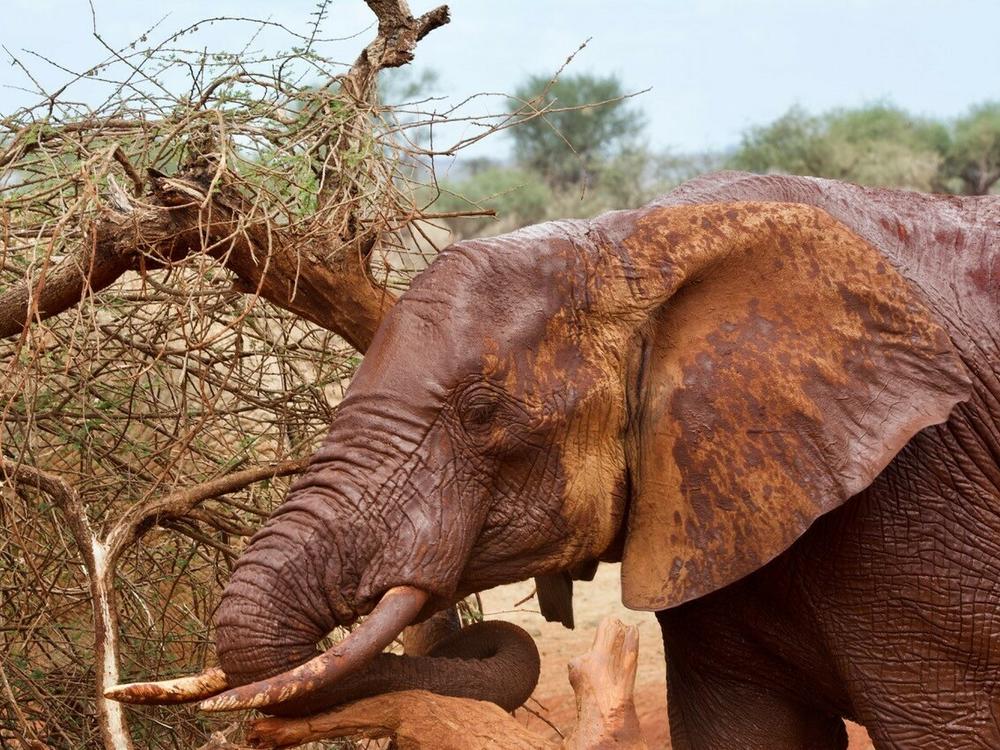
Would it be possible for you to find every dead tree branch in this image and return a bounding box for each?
[247,690,557,750]
[341,1,450,104]
[1,459,132,750]
[1,456,310,750]
[104,456,309,566]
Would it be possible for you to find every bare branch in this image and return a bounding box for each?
[0,459,133,750]
[0,168,393,349]
[342,1,450,103]
[105,456,310,565]
[247,689,557,750]
[111,148,144,195]
[0,458,79,508]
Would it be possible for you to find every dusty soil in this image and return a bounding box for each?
[480,563,873,749]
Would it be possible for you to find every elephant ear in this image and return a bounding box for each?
[616,202,971,611]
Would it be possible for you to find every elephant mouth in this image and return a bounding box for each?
[105,585,429,711]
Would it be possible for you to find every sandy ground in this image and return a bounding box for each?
[480,563,873,749]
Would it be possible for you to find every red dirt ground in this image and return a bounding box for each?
[480,564,873,749]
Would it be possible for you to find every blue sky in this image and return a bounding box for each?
[3,0,998,155]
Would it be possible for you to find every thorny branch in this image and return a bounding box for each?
[1,456,311,750]
[103,457,310,566]
[0,0,455,347]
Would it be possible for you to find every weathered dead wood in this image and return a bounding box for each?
[148,169,394,353]
[341,1,450,104]
[246,690,557,750]
[244,617,649,750]
[563,618,648,750]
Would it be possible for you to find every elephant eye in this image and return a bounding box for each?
[457,385,505,439]
[464,397,498,428]
[456,383,537,452]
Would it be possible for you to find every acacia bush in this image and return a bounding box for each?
[0,2,550,747]
[729,102,1000,195]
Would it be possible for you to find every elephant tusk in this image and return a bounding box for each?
[105,666,229,704]
[199,585,430,713]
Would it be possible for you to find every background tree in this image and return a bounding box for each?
[729,101,1000,196]
[940,101,1000,195]
[433,68,715,239]
[729,103,948,192]
[509,72,645,189]
[727,106,833,177]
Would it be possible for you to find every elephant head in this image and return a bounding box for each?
[108,199,969,716]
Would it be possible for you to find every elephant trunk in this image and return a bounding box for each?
[213,505,345,691]
[209,584,431,713]
[265,619,541,717]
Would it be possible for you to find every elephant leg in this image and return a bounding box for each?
[664,660,848,750]
[657,609,848,750]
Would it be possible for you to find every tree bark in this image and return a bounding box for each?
[0,203,180,341]
[0,173,393,351]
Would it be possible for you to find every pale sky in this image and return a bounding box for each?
[3,0,999,156]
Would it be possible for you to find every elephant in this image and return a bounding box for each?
[109,170,999,749]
